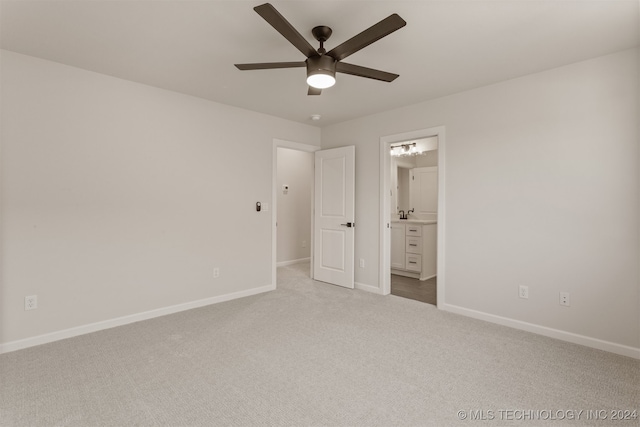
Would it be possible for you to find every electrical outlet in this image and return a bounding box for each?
[359,258,365,268]
[559,292,570,306]
[302,240,307,248]
[25,295,38,311]
[213,268,220,278]
[518,285,529,299]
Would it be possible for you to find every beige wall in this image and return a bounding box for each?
[415,150,438,168]
[0,50,320,345]
[1,47,638,355]
[321,49,639,350]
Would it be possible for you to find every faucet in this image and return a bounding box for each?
[398,210,406,220]
[408,208,414,217]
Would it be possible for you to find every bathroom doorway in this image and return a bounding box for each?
[389,138,438,305]
[379,127,446,307]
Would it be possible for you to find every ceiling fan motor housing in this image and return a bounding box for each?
[306,54,336,77]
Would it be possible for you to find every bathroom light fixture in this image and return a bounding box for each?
[390,142,422,157]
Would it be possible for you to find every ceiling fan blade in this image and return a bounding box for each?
[254,3,318,58]
[336,62,399,82]
[327,14,406,61]
[308,86,322,95]
[235,61,306,70]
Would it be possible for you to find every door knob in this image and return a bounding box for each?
[340,222,354,228]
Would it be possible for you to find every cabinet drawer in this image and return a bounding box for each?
[405,253,422,272]
[406,225,422,236]
[406,236,422,254]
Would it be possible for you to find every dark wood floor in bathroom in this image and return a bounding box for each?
[391,275,436,306]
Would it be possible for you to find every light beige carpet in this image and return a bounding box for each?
[1,262,638,426]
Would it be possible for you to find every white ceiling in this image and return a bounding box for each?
[2,0,638,126]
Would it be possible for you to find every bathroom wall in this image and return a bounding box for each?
[397,168,411,212]
[416,150,438,168]
[396,150,438,213]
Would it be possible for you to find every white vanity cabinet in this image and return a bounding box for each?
[421,223,437,279]
[391,221,437,280]
[390,223,406,269]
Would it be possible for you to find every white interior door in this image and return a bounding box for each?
[313,146,355,288]
[410,166,438,214]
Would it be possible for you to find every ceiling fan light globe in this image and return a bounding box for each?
[307,73,336,89]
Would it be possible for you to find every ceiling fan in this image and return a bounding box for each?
[234,3,406,95]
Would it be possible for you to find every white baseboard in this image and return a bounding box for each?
[0,284,275,355]
[441,303,640,360]
[355,281,385,295]
[276,257,310,267]
[390,269,420,280]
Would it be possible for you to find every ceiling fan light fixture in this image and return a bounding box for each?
[307,72,335,89]
[306,55,337,89]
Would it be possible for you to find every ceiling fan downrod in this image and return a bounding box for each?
[312,26,332,55]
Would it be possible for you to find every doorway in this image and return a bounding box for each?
[276,148,314,266]
[271,140,319,287]
[379,127,446,307]
[272,140,357,290]
[389,139,438,305]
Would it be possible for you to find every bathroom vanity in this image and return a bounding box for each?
[391,219,437,280]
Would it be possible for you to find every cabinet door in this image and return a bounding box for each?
[390,223,406,269]
[422,223,437,279]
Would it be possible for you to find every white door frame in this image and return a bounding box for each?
[379,126,446,307]
[272,139,321,287]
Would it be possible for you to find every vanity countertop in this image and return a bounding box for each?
[392,219,437,225]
